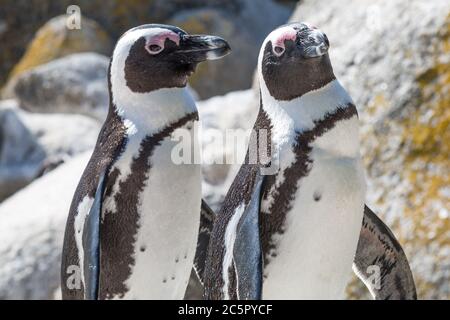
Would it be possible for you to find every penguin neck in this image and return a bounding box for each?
[111,86,197,136]
[260,79,354,140]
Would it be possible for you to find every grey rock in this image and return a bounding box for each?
[289,0,448,122]
[12,53,110,120]
[0,0,288,93]
[0,99,100,201]
[290,0,450,299]
[0,152,91,299]
[3,14,112,86]
[198,89,258,211]
[19,107,101,162]
[0,100,45,201]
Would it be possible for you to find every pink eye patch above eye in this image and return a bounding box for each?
[145,31,180,53]
[272,27,298,49]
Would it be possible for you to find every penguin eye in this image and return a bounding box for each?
[146,44,164,55]
[273,46,285,56]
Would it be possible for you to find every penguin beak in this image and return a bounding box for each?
[296,28,329,59]
[177,35,231,62]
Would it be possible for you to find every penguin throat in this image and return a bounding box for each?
[261,53,336,101]
[260,79,355,136]
[110,87,197,136]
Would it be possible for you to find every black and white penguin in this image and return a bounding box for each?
[61,24,229,300]
[203,23,416,300]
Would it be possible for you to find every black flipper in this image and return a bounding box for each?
[233,173,265,300]
[193,199,216,285]
[81,170,107,300]
[353,205,417,300]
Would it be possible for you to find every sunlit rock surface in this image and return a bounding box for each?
[12,53,110,120]
[0,152,91,299]
[0,0,290,98]
[0,100,45,201]
[2,15,111,97]
[290,0,450,299]
[0,100,100,201]
[198,89,257,211]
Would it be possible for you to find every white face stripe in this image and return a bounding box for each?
[258,26,294,80]
[145,30,180,55]
[257,26,297,103]
[110,27,197,135]
[114,27,179,60]
[111,28,171,103]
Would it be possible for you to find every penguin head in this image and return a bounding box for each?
[258,22,335,101]
[110,24,231,94]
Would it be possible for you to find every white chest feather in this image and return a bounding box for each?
[260,80,367,299]
[263,118,366,299]
[109,117,200,299]
[75,87,201,299]
[118,135,201,300]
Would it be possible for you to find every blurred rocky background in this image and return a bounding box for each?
[0,0,448,299]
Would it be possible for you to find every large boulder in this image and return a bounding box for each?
[0,100,100,201]
[2,14,111,95]
[0,101,45,201]
[288,0,450,299]
[0,152,91,299]
[12,53,110,120]
[19,107,101,165]
[0,0,232,87]
[1,1,289,98]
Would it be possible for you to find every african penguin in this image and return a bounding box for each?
[203,23,416,300]
[61,24,230,300]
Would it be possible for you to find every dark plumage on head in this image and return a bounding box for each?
[259,22,335,101]
[111,24,231,93]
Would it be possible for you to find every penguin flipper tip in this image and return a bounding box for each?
[193,199,215,285]
[353,205,417,300]
[81,171,107,300]
[233,174,265,300]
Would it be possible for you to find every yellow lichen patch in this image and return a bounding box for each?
[345,274,371,300]
[399,15,450,298]
[347,14,450,300]
[366,93,389,117]
[9,15,112,79]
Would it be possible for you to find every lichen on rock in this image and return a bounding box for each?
[287,0,450,299]
[9,15,112,80]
